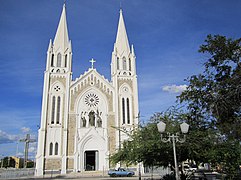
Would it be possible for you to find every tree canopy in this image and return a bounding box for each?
[179,35,241,140]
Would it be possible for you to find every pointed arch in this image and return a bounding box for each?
[123,57,127,70]
[55,142,58,155]
[56,96,61,124]
[65,54,67,67]
[51,96,56,124]
[122,98,125,124]
[117,57,120,70]
[57,53,61,67]
[119,83,133,125]
[51,54,54,67]
[129,58,131,71]
[49,143,53,155]
[50,81,64,93]
[127,98,130,124]
[75,84,110,129]
[50,82,64,125]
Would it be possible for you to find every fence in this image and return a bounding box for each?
[0,168,35,179]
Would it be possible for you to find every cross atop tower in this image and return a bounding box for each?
[89,58,96,69]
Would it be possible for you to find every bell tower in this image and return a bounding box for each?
[35,4,72,176]
[111,9,139,145]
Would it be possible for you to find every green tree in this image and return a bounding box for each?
[178,34,241,178]
[111,111,192,169]
[179,35,241,140]
[111,110,240,178]
[2,157,15,168]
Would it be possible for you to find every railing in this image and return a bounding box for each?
[0,168,35,179]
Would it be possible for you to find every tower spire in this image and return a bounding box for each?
[53,4,69,52]
[115,9,130,55]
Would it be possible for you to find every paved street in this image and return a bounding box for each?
[0,168,162,180]
[3,173,161,180]
[9,176,160,180]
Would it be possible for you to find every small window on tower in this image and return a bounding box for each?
[129,58,131,71]
[65,54,67,67]
[55,142,58,155]
[123,57,127,70]
[122,98,125,124]
[117,57,119,70]
[51,96,56,124]
[56,96,61,124]
[51,54,54,67]
[57,53,61,67]
[49,143,53,155]
[127,98,130,124]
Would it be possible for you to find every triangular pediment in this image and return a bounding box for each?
[70,68,114,95]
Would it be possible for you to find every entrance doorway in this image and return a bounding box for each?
[85,151,98,171]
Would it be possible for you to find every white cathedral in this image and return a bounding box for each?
[35,4,139,176]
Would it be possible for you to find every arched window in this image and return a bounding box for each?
[122,98,125,124]
[56,96,61,124]
[49,143,53,155]
[64,54,67,67]
[129,59,131,71]
[55,142,58,155]
[127,98,130,124]
[51,54,54,67]
[123,57,127,70]
[117,57,119,70]
[51,96,56,124]
[57,53,61,67]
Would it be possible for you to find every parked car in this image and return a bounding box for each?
[108,167,135,177]
[184,164,197,172]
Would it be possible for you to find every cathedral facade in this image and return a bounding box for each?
[35,4,139,176]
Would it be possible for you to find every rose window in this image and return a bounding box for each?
[85,93,99,107]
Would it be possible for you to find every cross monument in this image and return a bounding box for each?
[19,134,36,168]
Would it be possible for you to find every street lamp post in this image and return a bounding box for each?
[157,121,189,180]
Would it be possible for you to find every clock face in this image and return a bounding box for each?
[85,93,99,107]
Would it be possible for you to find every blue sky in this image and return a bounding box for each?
[0,0,241,158]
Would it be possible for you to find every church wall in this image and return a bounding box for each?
[67,158,74,169]
[67,114,76,156]
[107,113,116,155]
[50,76,66,88]
[45,159,62,170]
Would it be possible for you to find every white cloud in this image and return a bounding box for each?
[162,84,187,93]
[16,152,24,157]
[28,146,36,153]
[21,127,31,133]
[0,130,18,144]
